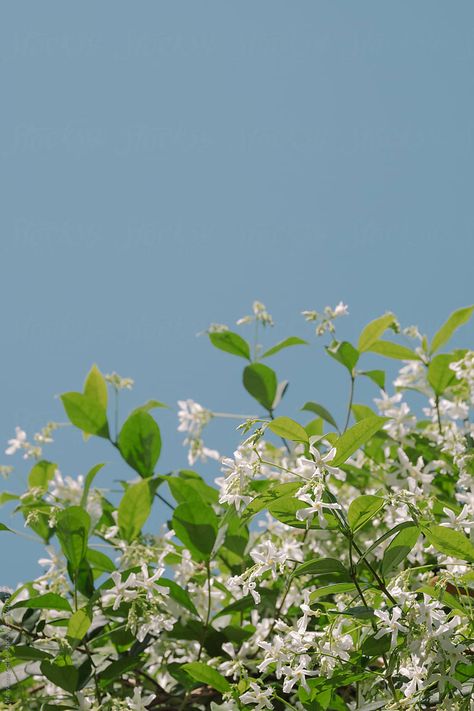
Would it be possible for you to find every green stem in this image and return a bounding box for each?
[343,375,355,433]
[197,561,212,662]
[435,395,443,435]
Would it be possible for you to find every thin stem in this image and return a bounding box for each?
[155,492,175,511]
[114,386,119,442]
[343,375,355,433]
[212,412,257,420]
[197,561,212,662]
[435,395,443,435]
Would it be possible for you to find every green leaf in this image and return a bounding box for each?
[40,661,79,694]
[326,341,359,373]
[0,522,12,532]
[172,501,218,561]
[431,305,474,354]
[159,578,199,616]
[428,354,457,395]
[301,402,339,431]
[304,417,324,438]
[292,557,351,582]
[368,340,420,361]
[131,399,168,414]
[118,479,153,543]
[12,646,52,661]
[168,474,218,506]
[332,416,387,466]
[80,463,106,507]
[10,593,72,612]
[262,337,307,358]
[182,662,231,694]
[357,521,416,565]
[67,608,91,641]
[61,392,109,438]
[361,633,391,656]
[338,606,375,619]
[347,495,385,532]
[360,370,385,390]
[56,507,90,571]
[118,410,161,477]
[351,404,377,422]
[243,363,278,411]
[358,313,397,352]
[209,331,251,360]
[381,525,420,576]
[423,525,474,562]
[310,583,357,600]
[84,363,108,410]
[268,416,308,443]
[87,548,116,574]
[28,460,57,491]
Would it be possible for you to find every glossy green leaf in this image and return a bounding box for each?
[347,495,385,532]
[361,633,391,656]
[262,336,307,358]
[310,583,356,600]
[368,340,420,361]
[172,501,218,561]
[381,525,420,576]
[209,331,251,360]
[302,401,339,431]
[360,370,385,390]
[10,593,72,612]
[118,479,153,543]
[61,392,109,438]
[243,363,278,411]
[12,646,52,661]
[28,460,57,491]
[431,305,474,354]
[351,404,377,422]
[0,522,12,532]
[86,548,116,574]
[424,525,474,562]
[292,557,351,581]
[358,313,397,352]
[332,416,387,466]
[67,608,91,640]
[304,417,324,437]
[84,363,108,410]
[80,463,106,507]
[183,662,231,693]
[428,354,457,395]
[326,341,359,373]
[168,473,218,506]
[40,661,79,694]
[118,410,161,477]
[268,416,308,443]
[56,506,90,571]
[159,578,199,616]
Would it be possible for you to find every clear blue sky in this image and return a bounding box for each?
[1,1,473,586]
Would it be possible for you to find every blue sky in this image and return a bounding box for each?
[1,1,473,586]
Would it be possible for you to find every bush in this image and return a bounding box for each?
[0,302,473,710]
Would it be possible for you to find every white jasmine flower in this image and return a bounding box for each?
[126,687,156,710]
[399,656,427,697]
[5,427,27,456]
[240,681,273,710]
[374,606,408,648]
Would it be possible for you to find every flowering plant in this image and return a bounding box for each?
[0,302,473,710]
